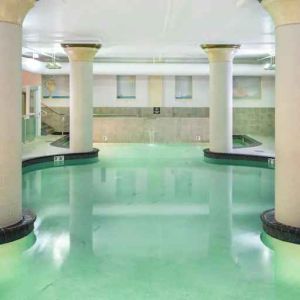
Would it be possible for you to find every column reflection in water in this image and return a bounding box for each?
[147,168,165,200]
[174,169,192,200]
[116,169,136,200]
[0,234,35,283]
[263,234,300,299]
[209,166,233,259]
[68,166,94,258]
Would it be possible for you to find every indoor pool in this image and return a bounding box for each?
[1,144,299,299]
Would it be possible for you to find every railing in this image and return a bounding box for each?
[22,113,38,143]
[41,103,69,135]
[93,113,139,117]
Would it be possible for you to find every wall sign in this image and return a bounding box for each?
[54,155,65,166]
[153,107,160,115]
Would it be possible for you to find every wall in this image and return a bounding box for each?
[40,74,275,140]
[232,77,275,136]
[22,71,41,86]
[41,75,274,108]
[233,76,275,108]
[164,76,209,107]
[94,75,149,107]
[93,117,209,143]
[233,108,275,136]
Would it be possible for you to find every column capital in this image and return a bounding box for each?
[201,44,240,63]
[0,0,35,25]
[259,0,300,27]
[61,43,101,62]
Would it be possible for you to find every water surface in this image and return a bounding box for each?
[1,144,298,299]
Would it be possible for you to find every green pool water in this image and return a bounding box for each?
[1,144,300,299]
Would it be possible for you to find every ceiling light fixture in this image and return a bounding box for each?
[46,53,62,70]
[264,56,276,71]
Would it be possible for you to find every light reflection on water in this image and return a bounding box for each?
[1,144,299,299]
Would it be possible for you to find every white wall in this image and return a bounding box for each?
[233,76,275,108]
[94,75,148,107]
[41,75,275,108]
[164,76,209,107]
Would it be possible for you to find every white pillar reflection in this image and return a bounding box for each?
[209,166,233,258]
[68,166,94,257]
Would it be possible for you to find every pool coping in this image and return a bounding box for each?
[0,148,99,245]
[22,148,99,168]
[261,209,300,245]
[0,210,36,245]
[203,148,275,169]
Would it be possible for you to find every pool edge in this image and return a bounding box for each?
[22,148,99,168]
[0,209,36,245]
[203,148,275,169]
[261,209,300,245]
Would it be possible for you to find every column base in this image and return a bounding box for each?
[261,209,300,244]
[0,209,36,245]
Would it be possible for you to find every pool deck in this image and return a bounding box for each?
[22,135,275,160]
[231,135,275,158]
[22,135,70,160]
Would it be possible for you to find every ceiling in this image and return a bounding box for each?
[22,0,275,62]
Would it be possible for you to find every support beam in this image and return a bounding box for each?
[0,0,36,239]
[259,0,300,243]
[201,44,240,153]
[62,43,101,153]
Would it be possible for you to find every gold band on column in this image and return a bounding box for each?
[259,0,300,27]
[201,44,240,63]
[0,0,35,25]
[61,43,102,62]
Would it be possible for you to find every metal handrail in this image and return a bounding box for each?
[22,113,37,119]
[93,113,139,117]
[41,103,65,116]
[41,103,68,136]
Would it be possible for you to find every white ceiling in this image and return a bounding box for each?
[23,0,275,60]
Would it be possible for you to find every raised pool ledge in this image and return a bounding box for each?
[0,148,100,245]
[22,148,99,171]
[203,148,275,169]
[0,210,36,245]
[261,209,300,245]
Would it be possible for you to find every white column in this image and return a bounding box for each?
[62,44,101,153]
[201,45,240,153]
[0,0,35,228]
[259,0,300,227]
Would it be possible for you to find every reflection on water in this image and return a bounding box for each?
[1,144,298,299]
[262,234,300,298]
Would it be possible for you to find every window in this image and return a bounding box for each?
[117,75,136,99]
[175,76,192,99]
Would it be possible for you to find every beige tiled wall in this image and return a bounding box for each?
[42,107,275,142]
[93,117,209,143]
[233,108,275,136]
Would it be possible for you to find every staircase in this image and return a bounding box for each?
[41,103,69,135]
[41,122,56,136]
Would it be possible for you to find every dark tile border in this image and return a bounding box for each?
[22,148,99,168]
[261,209,300,244]
[203,148,275,169]
[0,209,36,245]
